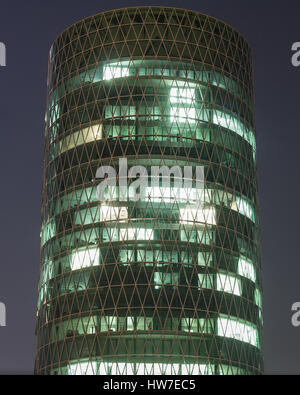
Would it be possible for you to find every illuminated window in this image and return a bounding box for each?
[198,252,213,267]
[197,228,214,244]
[199,318,213,334]
[216,273,241,296]
[170,87,195,104]
[218,365,247,375]
[57,124,102,156]
[217,316,259,347]
[103,62,129,80]
[127,317,134,331]
[119,228,153,241]
[102,227,118,242]
[105,105,135,119]
[212,110,256,152]
[255,288,262,308]
[41,260,54,283]
[38,260,54,307]
[71,247,99,270]
[143,186,199,204]
[119,249,135,264]
[62,360,216,376]
[101,316,117,332]
[181,364,214,375]
[230,195,256,223]
[49,103,60,128]
[236,197,255,222]
[136,317,145,330]
[99,205,128,222]
[41,218,56,246]
[68,361,96,375]
[198,273,214,289]
[154,272,179,289]
[238,256,256,282]
[170,107,196,123]
[180,206,216,225]
[181,318,198,332]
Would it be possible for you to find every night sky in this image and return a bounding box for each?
[0,0,299,375]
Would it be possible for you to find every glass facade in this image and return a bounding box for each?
[35,6,263,375]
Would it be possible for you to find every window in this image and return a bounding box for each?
[170,87,195,104]
[154,272,179,289]
[181,318,198,332]
[180,206,216,225]
[212,109,256,152]
[181,251,193,265]
[217,316,259,347]
[181,230,196,242]
[38,260,54,307]
[181,364,214,375]
[216,273,241,296]
[99,205,128,222]
[127,317,134,331]
[197,228,214,244]
[238,256,256,282]
[254,288,262,308]
[41,218,56,246]
[218,365,246,375]
[70,247,99,270]
[102,227,119,242]
[198,252,213,267]
[170,107,196,123]
[119,249,134,264]
[199,318,213,334]
[62,361,216,376]
[74,207,98,226]
[119,228,153,241]
[230,195,256,223]
[136,317,145,330]
[198,273,214,289]
[68,361,96,375]
[101,316,117,332]
[105,105,136,119]
[49,103,60,132]
[103,62,129,80]
[57,124,102,156]
[143,186,199,204]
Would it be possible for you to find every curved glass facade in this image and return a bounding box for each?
[35,6,263,375]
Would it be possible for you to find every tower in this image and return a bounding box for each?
[35,7,263,375]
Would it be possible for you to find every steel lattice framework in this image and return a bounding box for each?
[35,6,263,375]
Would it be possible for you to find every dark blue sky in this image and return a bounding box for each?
[0,0,299,374]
